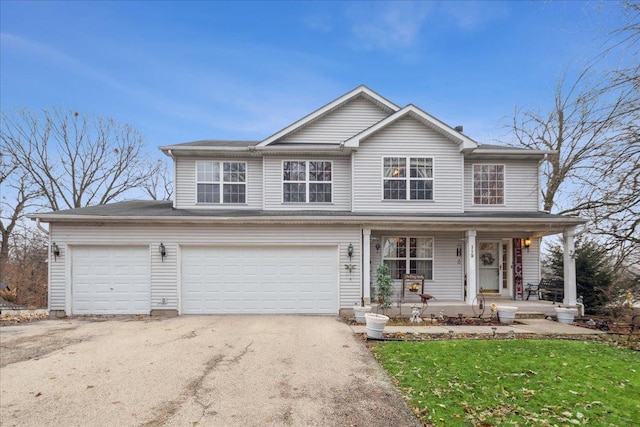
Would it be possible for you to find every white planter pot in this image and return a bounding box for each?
[497,305,518,324]
[353,305,372,324]
[364,313,389,339]
[555,307,578,324]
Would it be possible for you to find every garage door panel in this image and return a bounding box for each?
[72,246,150,315]
[181,246,337,314]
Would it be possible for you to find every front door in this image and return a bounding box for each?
[478,241,500,293]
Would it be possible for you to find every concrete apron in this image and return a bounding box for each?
[0,315,422,427]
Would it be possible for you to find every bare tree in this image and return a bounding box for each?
[142,159,174,201]
[1,107,161,211]
[505,0,640,268]
[2,223,48,308]
[0,154,41,262]
[506,70,632,213]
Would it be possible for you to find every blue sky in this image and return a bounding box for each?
[0,0,627,159]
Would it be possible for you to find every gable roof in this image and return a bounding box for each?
[257,85,400,147]
[344,104,478,152]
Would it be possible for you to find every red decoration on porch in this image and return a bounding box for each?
[513,238,523,299]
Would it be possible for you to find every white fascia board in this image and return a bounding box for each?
[469,148,553,157]
[256,145,353,154]
[257,85,400,147]
[31,214,587,231]
[159,146,253,153]
[344,105,479,151]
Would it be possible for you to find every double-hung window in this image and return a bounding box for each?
[196,161,246,204]
[383,157,433,200]
[382,237,434,280]
[472,164,504,205]
[283,160,332,203]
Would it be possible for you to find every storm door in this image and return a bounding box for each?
[477,241,500,293]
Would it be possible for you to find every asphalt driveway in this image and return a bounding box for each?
[0,315,420,427]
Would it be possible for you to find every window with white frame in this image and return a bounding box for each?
[283,160,332,203]
[383,157,433,200]
[473,164,504,205]
[382,237,434,280]
[196,161,246,204]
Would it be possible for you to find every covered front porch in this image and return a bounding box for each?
[359,213,587,310]
[373,297,567,319]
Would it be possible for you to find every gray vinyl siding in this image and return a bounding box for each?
[263,157,351,210]
[464,159,540,212]
[369,232,465,302]
[174,157,262,209]
[48,223,361,313]
[48,242,66,310]
[522,238,541,287]
[352,116,464,213]
[278,96,390,144]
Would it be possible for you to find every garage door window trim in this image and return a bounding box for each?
[196,160,247,204]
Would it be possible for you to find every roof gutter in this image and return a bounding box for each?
[29,213,588,227]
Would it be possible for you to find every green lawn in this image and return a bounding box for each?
[369,339,640,426]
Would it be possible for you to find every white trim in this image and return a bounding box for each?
[471,163,506,206]
[281,159,334,204]
[380,236,435,281]
[344,105,478,152]
[195,160,248,205]
[381,156,435,202]
[258,85,399,147]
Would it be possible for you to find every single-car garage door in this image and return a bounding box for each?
[181,246,337,314]
[72,246,150,314]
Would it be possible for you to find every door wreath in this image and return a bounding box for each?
[480,252,495,266]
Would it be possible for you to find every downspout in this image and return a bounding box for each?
[36,218,49,235]
[167,149,177,209]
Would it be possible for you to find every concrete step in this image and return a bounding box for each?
[516,311,548,319]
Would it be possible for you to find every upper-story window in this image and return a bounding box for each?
[473,164,504,205]
[383,157,433,200]
[196,161,246,204]
[283,160,332,203]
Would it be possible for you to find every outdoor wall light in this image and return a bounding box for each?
[51,242,60,261]
[375,243,381,252]
[347,243,354,258]
[523,237,532,252]
[159,243,167,261]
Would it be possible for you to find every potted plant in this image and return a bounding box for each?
[555,306,578,324]
[353,302,372,324]
[496,305,519,324]
[365,264,393,338]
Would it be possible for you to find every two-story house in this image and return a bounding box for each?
[31,86,585,317]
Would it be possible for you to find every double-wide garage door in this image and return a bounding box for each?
[72,246,150,315]
[181,246,337,314]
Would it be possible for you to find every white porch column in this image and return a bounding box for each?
[465,230,477,304]
[563,227,578,306]
[362,228,371,304]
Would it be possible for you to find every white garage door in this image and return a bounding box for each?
[181,246,337,314]
[72,246,150,315]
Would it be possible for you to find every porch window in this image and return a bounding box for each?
[382,237,434,280]
[473,164,504,205]
[383,157,433,200]
[196,161,246,204]
[283,160,332,203]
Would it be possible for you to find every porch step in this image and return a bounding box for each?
[516,311,548,319]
